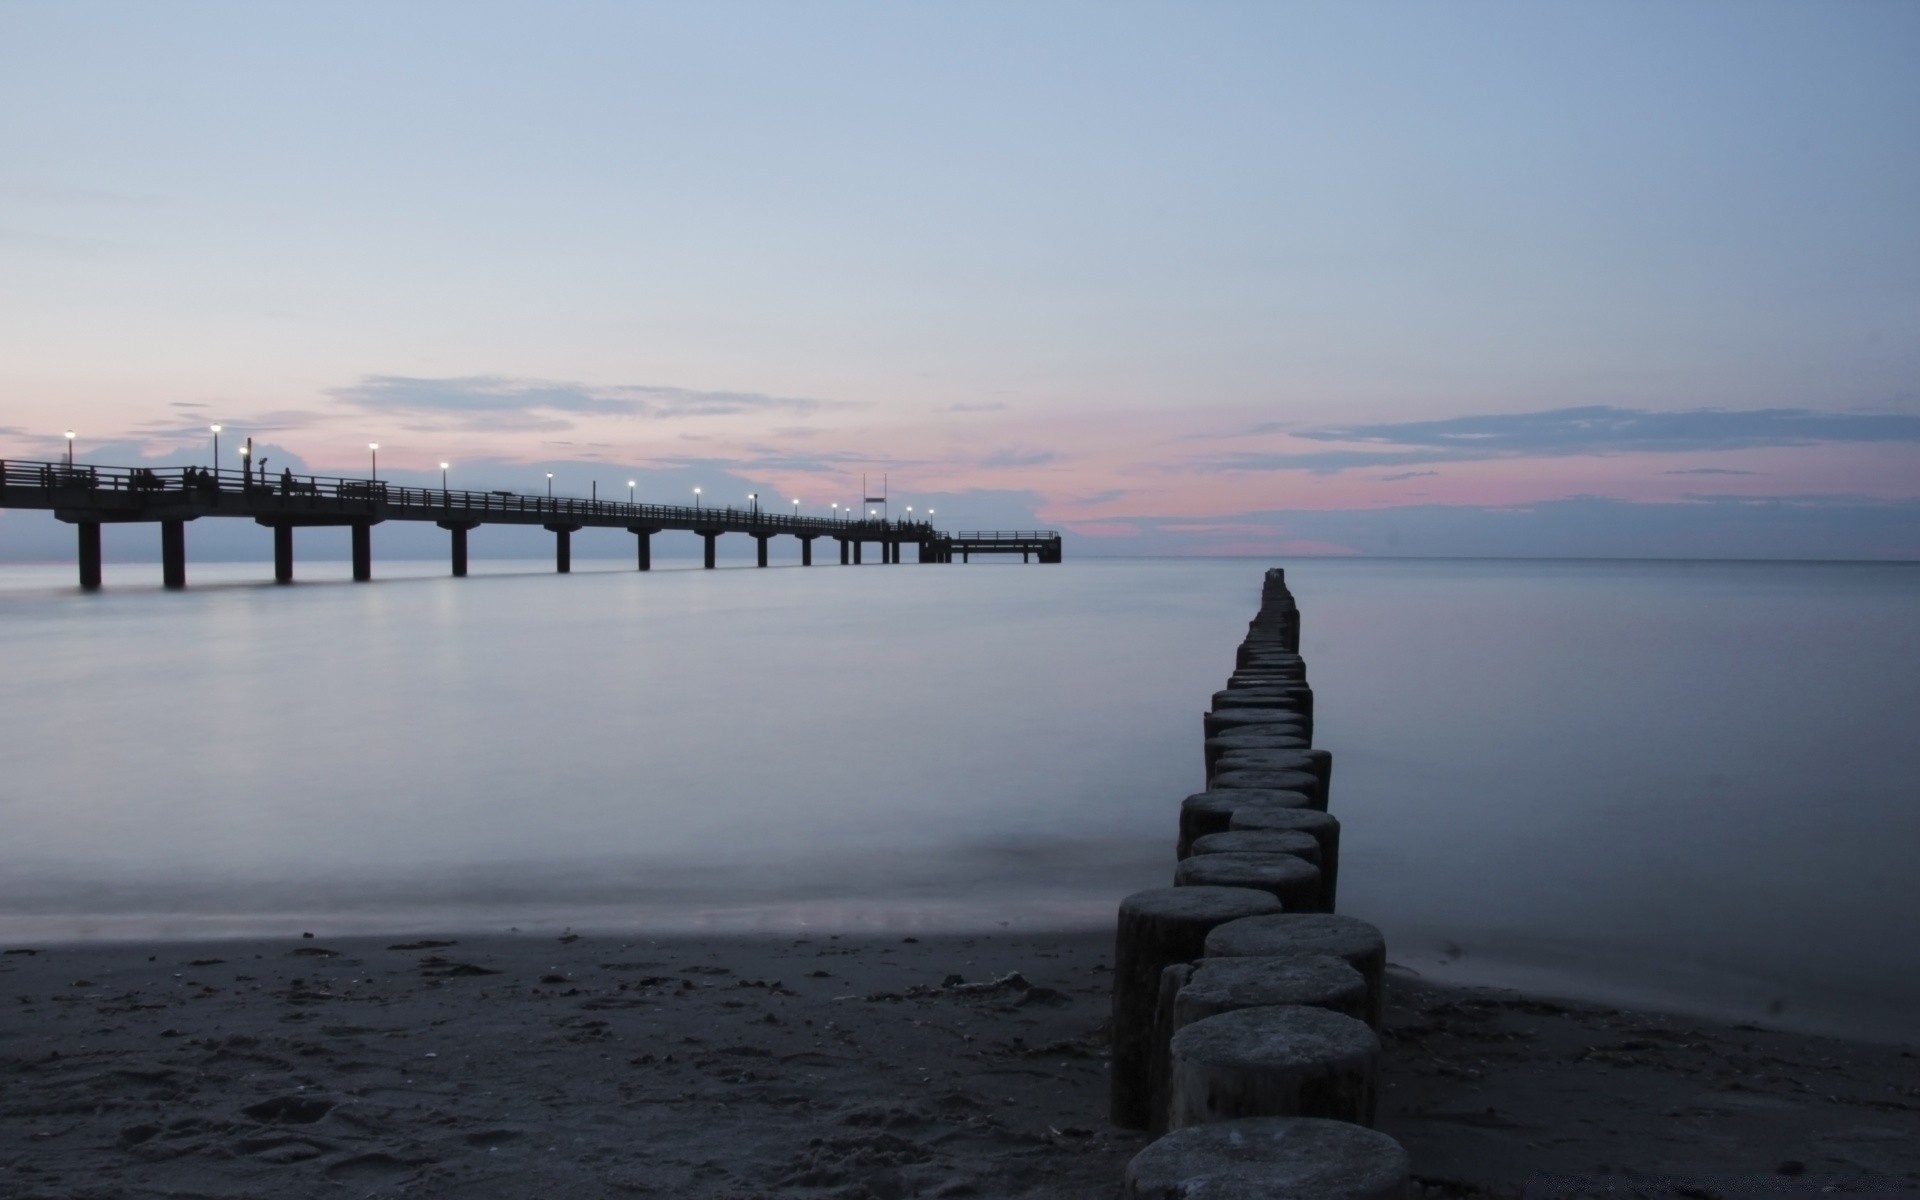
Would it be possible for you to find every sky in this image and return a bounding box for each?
[3,0,1917,559]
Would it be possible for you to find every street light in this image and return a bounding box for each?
[64,430,75,468]
[693,486,702,509]
[440,462,450,490]
[792,498,801,517]
[628,480,636,504]
[211,424,221,474]
[546,472,554,498]
[369,442,379,480]
[748,491,758,516]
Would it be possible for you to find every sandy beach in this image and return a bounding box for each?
[3,927,1915,1198]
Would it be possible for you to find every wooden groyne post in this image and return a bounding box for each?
[1109,566,1413,1195]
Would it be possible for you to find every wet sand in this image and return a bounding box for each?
[1,929,1915,1198]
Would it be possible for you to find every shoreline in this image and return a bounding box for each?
[4,927,1915,1198]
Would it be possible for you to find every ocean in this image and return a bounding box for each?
[1,553,1915,1042]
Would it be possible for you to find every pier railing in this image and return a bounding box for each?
[0,458,936,537]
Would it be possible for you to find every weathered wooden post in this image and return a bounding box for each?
[1167,1005,1380,1128]
[1111,886,1282,1129]
[1122,1117,1409,1200]
[1205,913,1386,1028]
[1175,852,1325,913]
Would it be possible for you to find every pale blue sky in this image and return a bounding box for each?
[3,1,1917,556]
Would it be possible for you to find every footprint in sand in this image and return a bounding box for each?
[325,1151,427,1181]
[242,1096,335,1124]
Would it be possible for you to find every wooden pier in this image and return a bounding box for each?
[0,459,1063,589]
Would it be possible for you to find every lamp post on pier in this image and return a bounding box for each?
[546,473,554,499]
[628,480,636,504]
[211,424,221,474]
[369,442,379,481]
[693,487,702,510]
[64,430,75,468]
[441,462,450,490]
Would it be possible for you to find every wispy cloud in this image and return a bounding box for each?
[1662,467,1758,476]
[947,402,1008,413]
[1219,406,1920,473]
[978,448,1060,469]
[331,375,845,433]
[1378,470,1440,482]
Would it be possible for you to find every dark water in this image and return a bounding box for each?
[1,555,1914,1042]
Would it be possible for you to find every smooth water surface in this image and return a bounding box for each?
[1,555,1915,1041]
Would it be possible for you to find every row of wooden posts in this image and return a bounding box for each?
[1108,567,1414,1197]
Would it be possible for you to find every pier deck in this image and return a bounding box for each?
[0,459,1061,588]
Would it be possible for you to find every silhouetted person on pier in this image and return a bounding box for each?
[281,467,294,494]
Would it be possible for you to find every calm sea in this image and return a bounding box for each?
[1,554,1915,1042]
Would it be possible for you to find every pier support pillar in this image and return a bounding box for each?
[77,522,102,590]
[799,536,814,566]
[853,540,863,565]
[438,520,478,577]
[755,534,770,567]
[629,527,657,571]
[838,538,849,565]
[351,522,372,582]
[544,524,580,574]
[161,519,187,589]
[273,524,294,583]
[702,532,718,569]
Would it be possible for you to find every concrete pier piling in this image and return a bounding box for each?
[1121,1117,1410,1200]
[76,521,101,590]
[161,518,187,588]
[350,521,372,581]
[1103,566,1410,1189]
[629,526,656,570]
[272,523,294,582]
[544,523,579,573]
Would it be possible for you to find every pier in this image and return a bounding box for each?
[0,458,1064,588]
